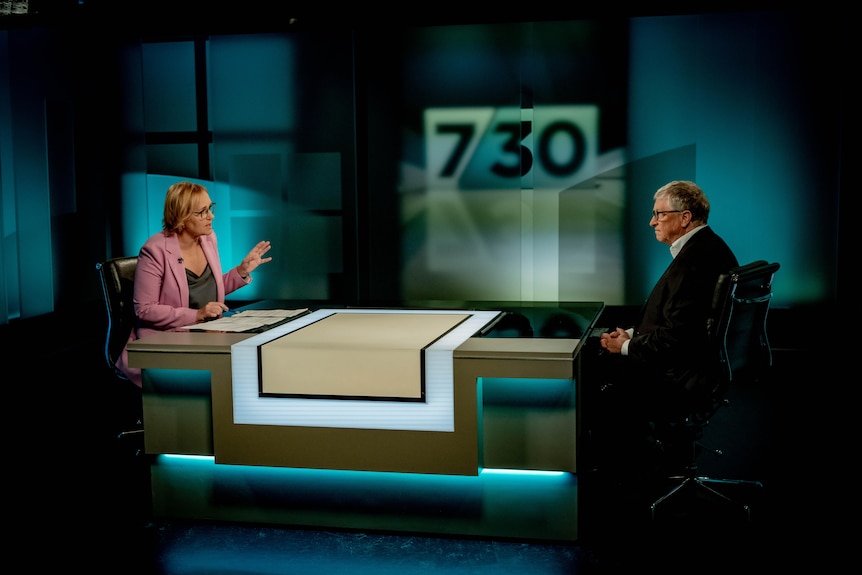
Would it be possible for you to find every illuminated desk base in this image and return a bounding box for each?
[129,312,588,541]
[152,456,577,541]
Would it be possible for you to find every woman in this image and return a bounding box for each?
[116,181,273,387]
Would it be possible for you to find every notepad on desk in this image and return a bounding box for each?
[180,308,309,333]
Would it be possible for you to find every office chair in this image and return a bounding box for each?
[95,256,143,443]
[648,259,780,520]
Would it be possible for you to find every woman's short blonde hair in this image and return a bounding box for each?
[162,181,208,233]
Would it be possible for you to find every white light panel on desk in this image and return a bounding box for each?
[231,308,501,431]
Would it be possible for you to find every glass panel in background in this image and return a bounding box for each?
[146,144,198,180]
[208,32,353,302]
[142,41,198,133]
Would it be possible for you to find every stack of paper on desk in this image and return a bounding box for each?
[180,308,309,333]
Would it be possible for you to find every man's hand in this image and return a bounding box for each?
[599,327,630,354]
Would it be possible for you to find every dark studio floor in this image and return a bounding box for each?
[5,304,806,574]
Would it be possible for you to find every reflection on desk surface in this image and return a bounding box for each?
[474,303,603,339]
[231,300,604,340]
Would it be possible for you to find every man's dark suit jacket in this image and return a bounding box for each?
[627,225,738,415]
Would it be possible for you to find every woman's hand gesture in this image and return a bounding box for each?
[238,240,273,278]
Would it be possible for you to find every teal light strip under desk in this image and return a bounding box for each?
[152,455,578,541]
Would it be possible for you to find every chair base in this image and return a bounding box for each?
[118,419,145,457]
[650,474,763,520]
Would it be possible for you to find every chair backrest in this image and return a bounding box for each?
[708,260,780,391]
[96,256,138,378]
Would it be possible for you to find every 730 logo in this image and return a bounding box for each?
[425,105,599,191]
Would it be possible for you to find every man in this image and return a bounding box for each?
[588,180,738,470]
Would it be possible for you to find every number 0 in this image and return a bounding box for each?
[537,121,586,177]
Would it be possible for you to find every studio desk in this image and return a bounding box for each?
[127,300,603,542]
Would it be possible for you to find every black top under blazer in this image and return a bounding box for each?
[628,225,738,412]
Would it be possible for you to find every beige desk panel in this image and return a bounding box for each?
[212,368,482,474]
[127,331,254,355]
[128,332,250,456]
[455,338,580,473]
[260,312,469,399]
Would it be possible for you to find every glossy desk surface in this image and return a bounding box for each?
[127,299,602,343]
